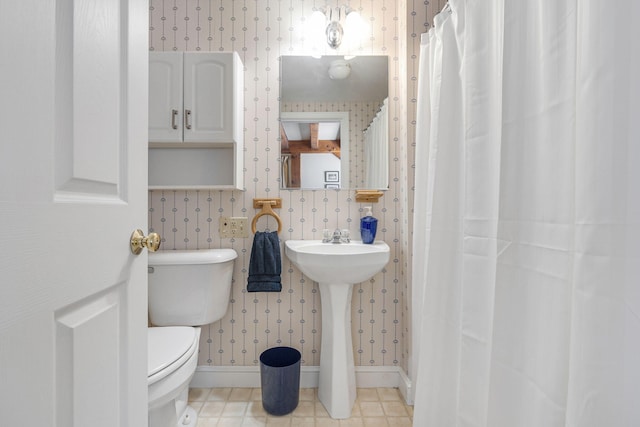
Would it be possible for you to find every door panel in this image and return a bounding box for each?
[55,285,123,427]
[69,0,122,185]
[56,0,124,198]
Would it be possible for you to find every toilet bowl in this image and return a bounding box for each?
[147,249,237,427]
[148,326,200,427]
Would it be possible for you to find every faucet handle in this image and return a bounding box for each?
[330,228,342,243]
[341,229,350,243]
[322,229,332,243]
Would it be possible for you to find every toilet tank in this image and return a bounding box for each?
[148,249,237,327]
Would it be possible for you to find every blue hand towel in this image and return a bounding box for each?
[247,231,282,292]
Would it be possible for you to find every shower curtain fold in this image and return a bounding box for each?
[411,0,640,426]
[364,97,389,189]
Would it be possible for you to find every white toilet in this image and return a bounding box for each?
[147,249,237,427]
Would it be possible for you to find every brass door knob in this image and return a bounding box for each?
[130,229,161,255]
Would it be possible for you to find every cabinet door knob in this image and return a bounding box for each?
[185,109,192,130]
[171,109,178,129]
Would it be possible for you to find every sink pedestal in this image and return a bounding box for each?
[317,282,356,419]
[282,240,391,420]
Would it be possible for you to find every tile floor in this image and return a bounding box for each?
[188,387,413,427]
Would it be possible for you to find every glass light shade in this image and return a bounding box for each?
[344,10,364,29]
[344,10,366,49]
[309,10,327,30]
[307,10,328,50]
[328,59,351,79]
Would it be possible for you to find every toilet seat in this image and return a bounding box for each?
[148,326,199,386]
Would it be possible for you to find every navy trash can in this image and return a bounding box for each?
[259,346,301,416]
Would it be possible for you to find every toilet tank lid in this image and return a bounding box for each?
[149,249,237,265]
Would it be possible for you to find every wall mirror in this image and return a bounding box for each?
[280,55,389,190]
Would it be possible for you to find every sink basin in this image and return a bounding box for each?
[284,239,390,419]
[284,240,390,284]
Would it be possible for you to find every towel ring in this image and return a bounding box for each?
[251,200,283,234]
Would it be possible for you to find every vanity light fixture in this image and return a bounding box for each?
[309,5,365,50]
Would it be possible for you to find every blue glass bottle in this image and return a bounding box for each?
[360,206,378,244]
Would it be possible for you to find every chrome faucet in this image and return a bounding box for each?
[322,228,351,244]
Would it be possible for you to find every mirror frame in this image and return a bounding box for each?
[280,111,349,189]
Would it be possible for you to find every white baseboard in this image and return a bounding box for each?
[190,365,413,405]
[397,367,414,405]
[189,365,318,389]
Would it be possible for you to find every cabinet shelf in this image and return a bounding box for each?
[148,145,242,190]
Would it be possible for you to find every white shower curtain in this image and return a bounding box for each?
[364,97,389,188]
[412,1,640,426]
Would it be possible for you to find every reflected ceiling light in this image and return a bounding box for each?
[328,59,351,80]
[311,5,364,50]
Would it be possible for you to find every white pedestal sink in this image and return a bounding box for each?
[284,240,390,419]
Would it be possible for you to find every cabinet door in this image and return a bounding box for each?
[149,52,183,142]
[183,53,235,142]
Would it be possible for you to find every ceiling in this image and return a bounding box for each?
[281,121,341,141]
[280,55,388,103]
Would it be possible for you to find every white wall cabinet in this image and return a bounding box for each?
[149,51,244,190]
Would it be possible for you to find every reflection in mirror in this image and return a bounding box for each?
[280,55,389,190]
[281,112,349,189]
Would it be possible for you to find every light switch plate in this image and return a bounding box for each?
[219,216,249,238]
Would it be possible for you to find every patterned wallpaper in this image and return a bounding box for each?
[148,0,444,373]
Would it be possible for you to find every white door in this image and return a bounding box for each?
[0,1,149,426]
